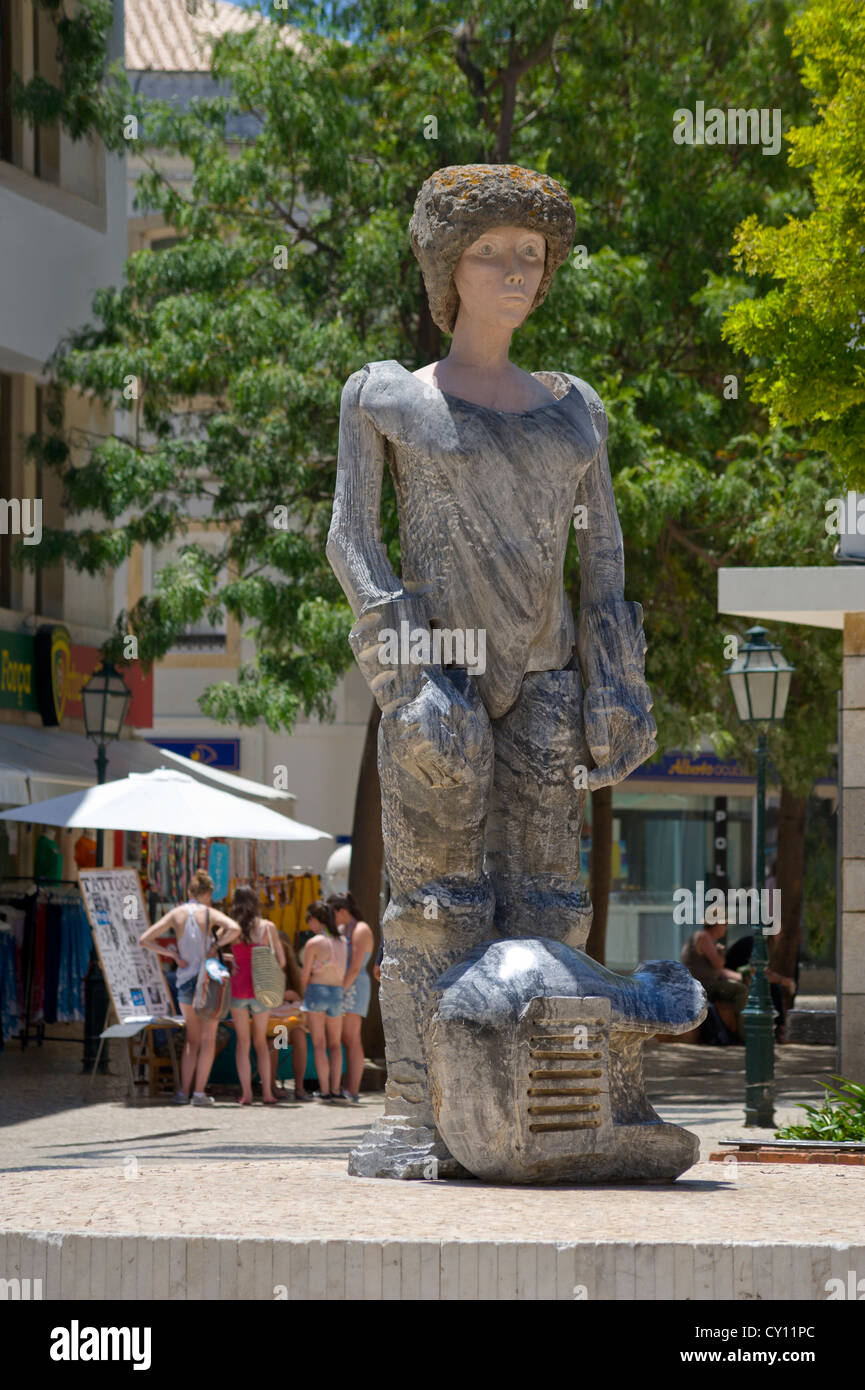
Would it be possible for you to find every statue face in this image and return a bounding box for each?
[452,224,547,331]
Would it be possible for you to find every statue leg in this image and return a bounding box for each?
[485,666,593,948]
[348,669,495,1180]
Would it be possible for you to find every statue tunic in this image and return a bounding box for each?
[328,358,627,721]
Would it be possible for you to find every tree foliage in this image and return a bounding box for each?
[13,0,843,789]
[723,0,865,485]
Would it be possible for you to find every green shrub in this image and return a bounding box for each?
[776,1076,865,1142]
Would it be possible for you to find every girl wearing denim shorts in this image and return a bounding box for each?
[327,891,374,1104]
[299,901,347,1101]
[139,869,240,1106]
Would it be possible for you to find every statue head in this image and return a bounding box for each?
[409,164,576,335]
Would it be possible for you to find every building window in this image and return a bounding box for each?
[171,624,228,654]
[1,0,61,182]
[31,1,59,184]
[0,373,11,608]
[0,0,18,166]
[153,538,229,654]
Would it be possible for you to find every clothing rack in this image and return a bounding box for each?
[0,877,83,1049]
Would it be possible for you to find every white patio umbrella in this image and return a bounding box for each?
[0,768,331,842]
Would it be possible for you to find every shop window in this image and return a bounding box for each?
[597,790,757,972]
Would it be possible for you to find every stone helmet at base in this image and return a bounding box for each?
[409,164,577,335]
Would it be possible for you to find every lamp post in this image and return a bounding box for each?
[724,626,793,1128]
[80,661,131,1074]
[80,661,132,865]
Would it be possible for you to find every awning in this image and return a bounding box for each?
[0,724,298,815]
[718,565,865,630]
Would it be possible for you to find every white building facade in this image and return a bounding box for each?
[122,0,365,864]
[0,0,128,742]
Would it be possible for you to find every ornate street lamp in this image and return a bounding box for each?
[724,626,794,1127]
[80,661,132,865]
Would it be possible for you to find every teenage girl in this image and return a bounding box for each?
[140,869,240,1105]
[299,900,347,1101]
[228,885,287,1105]
[327,891,374,1103]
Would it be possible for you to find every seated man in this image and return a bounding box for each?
[680,915,749,1042]
[724,933,797,1043]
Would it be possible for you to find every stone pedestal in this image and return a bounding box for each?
[424,938,706,1183]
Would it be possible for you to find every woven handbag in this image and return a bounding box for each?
[193,910,231,1021]
[252,923,285,1009]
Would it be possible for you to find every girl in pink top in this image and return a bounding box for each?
[229,886,288,1105]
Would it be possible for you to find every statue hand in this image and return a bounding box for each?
[349,608,406,705]
[582,679,657,790]
[349,601,431,710]
[383,671,489,790]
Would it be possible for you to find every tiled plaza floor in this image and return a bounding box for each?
[2,1030,857,1250]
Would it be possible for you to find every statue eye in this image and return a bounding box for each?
[478,243,495,255]
[522,243,541,257]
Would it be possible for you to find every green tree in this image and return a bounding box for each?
[723,0,865,485]
[14,0,840,983]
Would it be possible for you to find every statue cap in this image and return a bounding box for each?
[409,164,576,334]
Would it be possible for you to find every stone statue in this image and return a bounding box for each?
[327,165,705,1182]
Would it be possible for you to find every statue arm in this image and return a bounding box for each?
[326,367,429,713]
[328,367,488,790]
[571,399,657,788]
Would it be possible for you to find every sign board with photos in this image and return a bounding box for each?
[79,867,177,1023]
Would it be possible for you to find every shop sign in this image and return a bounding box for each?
[628,751,754,783]
[64,645,153,728]
[0,630,38,712]
[0,625,153,727]
[147,737,240,770]
[35,624,71,725]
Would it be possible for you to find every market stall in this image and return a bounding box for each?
[0,769,332,1095]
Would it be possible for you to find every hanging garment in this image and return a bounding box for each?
[281,877,300,943]
[0,926,19,1040]
[74,834,98,869]
[296,874,316,931]
[43,901,63,1025]
[56,899,92,1022]
[29,900,47,1022]
[34,834,63,882]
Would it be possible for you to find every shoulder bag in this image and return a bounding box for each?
[252,921,286,1010]
[193,909,231,1021]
